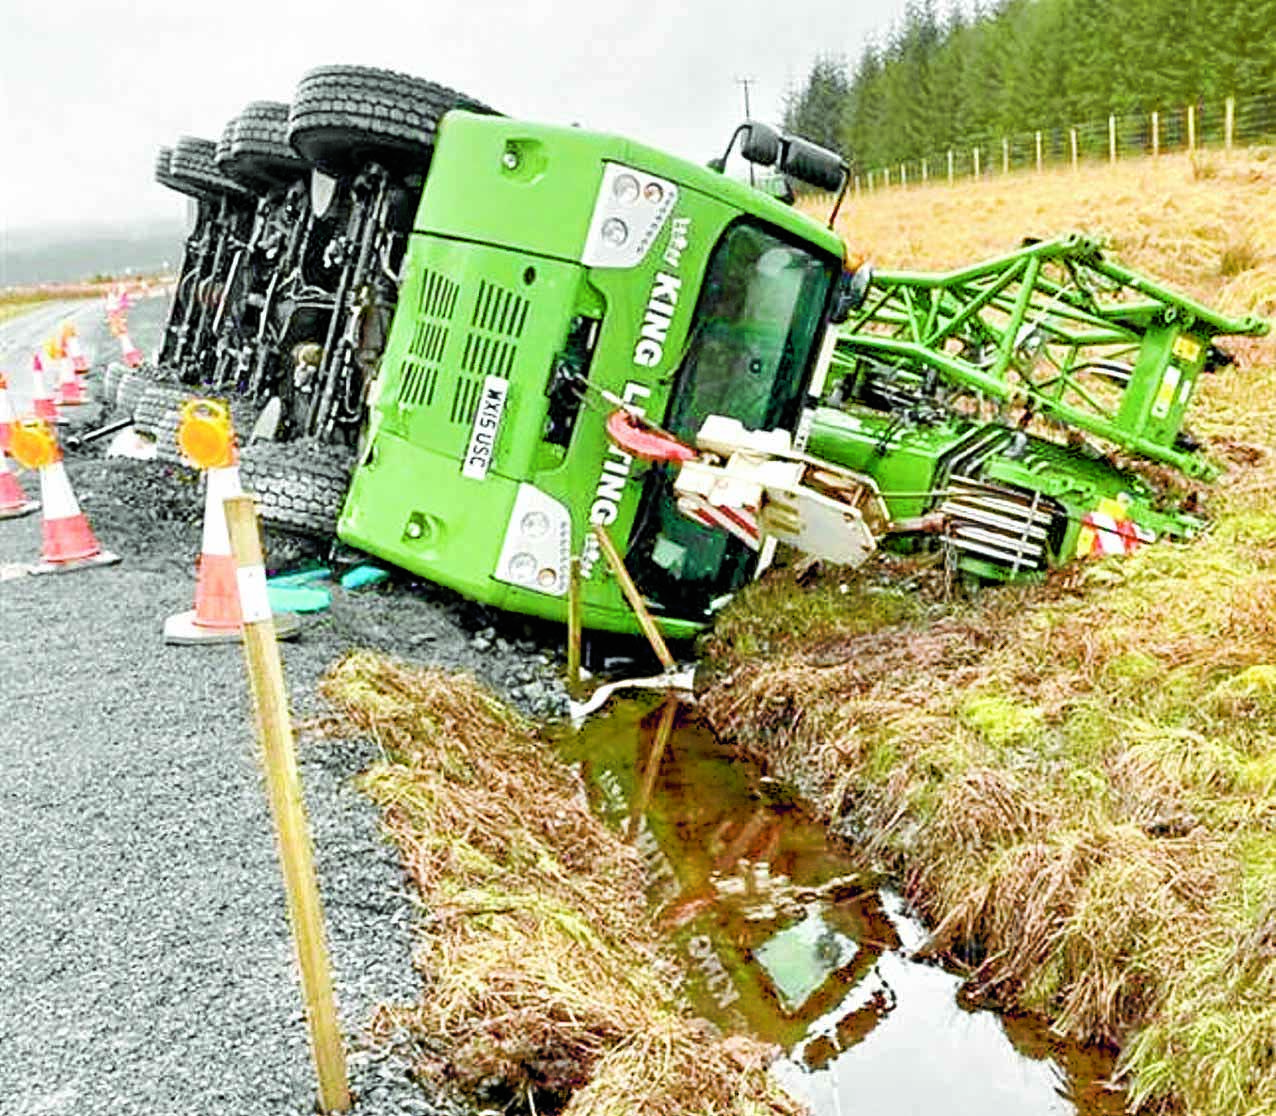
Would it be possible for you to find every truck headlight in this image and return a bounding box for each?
[581,162,677,269]
[520,510,550,538]
[508,552,538,583]
[495,485,572,597]
[601,218,628,246]
[613,173,640,203]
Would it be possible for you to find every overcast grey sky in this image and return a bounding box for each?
[0,0,914,232]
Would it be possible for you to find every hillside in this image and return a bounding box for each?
[703,152,1276,1116]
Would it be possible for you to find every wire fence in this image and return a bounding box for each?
[850,91,1276,194]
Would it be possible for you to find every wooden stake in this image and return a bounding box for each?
[1226,95,1235,150]
[224,495,351,1115]
[1002,136,1009,174]
[1109,113,1117,164]
[566,555,582,697]
[1152,110,1160,157]
[1070,127,1079,171]
[947,148,954,184]
[626,698,677,842]
[1188,103,1196,152]
[590,523,675,671]
[1035,130,1042,173]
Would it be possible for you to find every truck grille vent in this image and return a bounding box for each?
[939,475,1060,572]
[449,280,529,425]
[398,269,460,409]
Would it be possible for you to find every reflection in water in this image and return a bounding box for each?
[561,698,1126,1116]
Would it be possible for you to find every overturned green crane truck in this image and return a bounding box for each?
[140,65,1266,635]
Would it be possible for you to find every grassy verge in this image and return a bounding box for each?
[698,153,1276,1115]
[0,285,103,326]
[320,651,803,1116]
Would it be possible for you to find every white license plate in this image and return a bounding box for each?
[461,376,509,480]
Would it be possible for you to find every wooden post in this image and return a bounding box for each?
[921,157,928,184]
[224,496,351,1115]
[947,148,954,184]
[626,699,678,842]
[1226,95,1235,150]
[1070,127,1079,171]
[900,162,907,187]
[1109,114,1117,163]
[884,166,891,188]
[1035,130,1043,173]
[853,174,860,196]
[1002,136,1010,174]
[1188,103,1196,152]
[973,147,981,180]
[867,170,874,192]
[590,523,675,671]
[566,555,582,696]
[1152,110,1160,157]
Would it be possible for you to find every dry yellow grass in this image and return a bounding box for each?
[703,152,1276,1116]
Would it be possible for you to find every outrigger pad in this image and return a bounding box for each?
[162,609,302,645]
[0,501,40,521]
[28,550,122,576]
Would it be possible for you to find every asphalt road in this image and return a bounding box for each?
[0,298,566,1116]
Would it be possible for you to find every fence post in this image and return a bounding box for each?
[1002,136,1010,174]
[947,149,954,184]
[853,174,860,196]
[1188,103,1196,152]
[1152,110,1159,157]
[921,157,928,184]
[884,166,891,188]
[1226,95,1235,150]
[900,163,907,188]
[1035,130,1043,173]
[867,170,874,192]
[1109,114,1117,164]
[973,147,981,180]
[1070,127,1079,171]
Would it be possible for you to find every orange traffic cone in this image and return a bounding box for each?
[118,327,143,368]
[55,346,87,407]
[163,402,299,643]
[0,373,14,451]
[8,418,120,574]
[30,354,61,424]
[63,323,90,374]
[0,447,38,520]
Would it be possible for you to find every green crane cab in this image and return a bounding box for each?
[338,113,854,636]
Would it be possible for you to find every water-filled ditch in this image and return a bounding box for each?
[559,696,1126,1116]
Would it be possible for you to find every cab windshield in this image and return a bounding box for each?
[628,221,835,618]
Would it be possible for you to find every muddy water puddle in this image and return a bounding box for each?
[560,697,1125,1116]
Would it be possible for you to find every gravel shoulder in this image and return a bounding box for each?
[0,298,571,1116]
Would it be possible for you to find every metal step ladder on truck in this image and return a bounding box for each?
[137,64,1267,636]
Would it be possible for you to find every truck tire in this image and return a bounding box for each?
[288,64,496,176]
[239,440,353,537]
[116,371,151,419]
[231,101,309,188]
[154,146,196,198]
[170,136,251,201]
[214,119,236,176]
[135,382,202,463]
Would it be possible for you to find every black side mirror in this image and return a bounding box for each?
[740,122,781,166]
[829,263,873,324]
